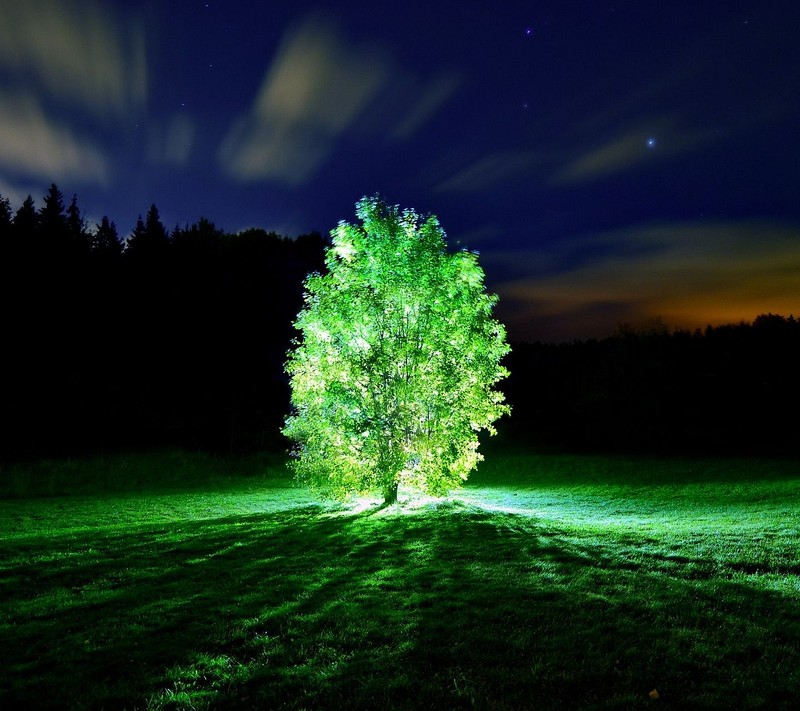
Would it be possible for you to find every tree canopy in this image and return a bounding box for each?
[283,196,511,503]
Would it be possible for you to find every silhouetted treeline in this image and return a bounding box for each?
[1,185,326,461]
[2,185,799,461]
[503,314,800,455]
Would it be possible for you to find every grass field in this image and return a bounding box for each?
[1,447,799,709]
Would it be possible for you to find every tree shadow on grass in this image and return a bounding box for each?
[1,503,799,709]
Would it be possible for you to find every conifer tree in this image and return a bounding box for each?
[144,204,168,244]
[92,216,123,256]
[0,194,11,235]
[39,183,65,219]
[0,194,14,298]
[66,194,90,255]
[0,193,12,262]
[126,205,169,257]
[39,184,67,240]
[13,195,39,249]
[128,215,145,247]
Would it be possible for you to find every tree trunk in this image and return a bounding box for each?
[383,480,399,505]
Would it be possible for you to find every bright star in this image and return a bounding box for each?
[646,137,657,149]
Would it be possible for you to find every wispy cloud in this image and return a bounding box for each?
[219,14,387,185]
[219,12,461,185]
[551,118,716,185]
[493,221,800,341]
[147,115,195,168]
[431,115,712,195]
[0,0,147,119]
[390,72,461,141]
[0,92,109,184]
[435,151,543,193]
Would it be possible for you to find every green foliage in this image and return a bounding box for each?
[283,196,510,501]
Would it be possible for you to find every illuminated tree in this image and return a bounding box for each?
[283,196,510,504]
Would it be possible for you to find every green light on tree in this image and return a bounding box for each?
[283,196,510,504]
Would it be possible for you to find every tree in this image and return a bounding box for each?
[172,217,224,251]
[283,196,510,504]
[37,184,90,261]
[38,183,67,236]
[92,216,123,256]
[66,194,90,256]
[12,195,39,254]
[125,204,169,257]
[0,193,11,236]
[0,192,12,262]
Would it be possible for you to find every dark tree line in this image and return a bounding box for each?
[1,184,326,461]
[2,184,798,461]
[503,314,800,456]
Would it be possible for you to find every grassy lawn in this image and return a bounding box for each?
[1,448,799,709]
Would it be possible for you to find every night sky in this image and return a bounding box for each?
[1,0,798,342]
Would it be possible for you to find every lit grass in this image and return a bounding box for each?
[1,449,799,709]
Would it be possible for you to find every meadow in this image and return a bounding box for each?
[1,447,799,709]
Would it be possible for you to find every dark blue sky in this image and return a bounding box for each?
[1,0,798,341]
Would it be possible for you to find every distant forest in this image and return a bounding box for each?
[506,314,799,456]
[1,184,798,461]
[1,184,325,461]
